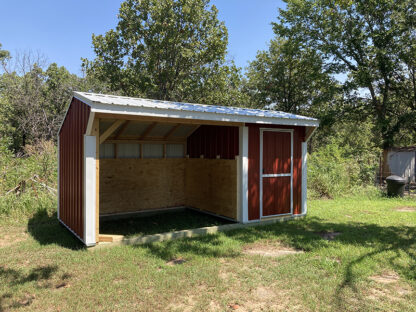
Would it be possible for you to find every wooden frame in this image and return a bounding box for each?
[99,119,124,144]
[95,113,244,127]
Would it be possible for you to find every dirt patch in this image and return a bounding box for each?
[316,232,341,241]
[238,287,300,312]
[166,285,206,312]
[369,271,400,284]
[242,242,303,257]
[0,228,28,248]
[55,282,71,289]
[394,206,416,212]
[166,258,187,266]
[367,271,412,302]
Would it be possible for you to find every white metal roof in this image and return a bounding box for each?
[73,91,319,127]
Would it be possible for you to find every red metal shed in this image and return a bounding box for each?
[58,92,318,246]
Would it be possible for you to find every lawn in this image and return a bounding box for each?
[0,196,415,311]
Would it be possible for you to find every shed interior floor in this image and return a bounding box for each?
[99,208,235,238]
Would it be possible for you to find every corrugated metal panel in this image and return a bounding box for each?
[118,143,140,158]
[262,177,291,215]
[122,121,151,136]
[99,143,115,159]
[172,124,197,138]
[148,123,175,137]
[248,126,260,220]
[74,92,318,122]
[263,131,291,174]
[59,98,91,240]
[143,144,163,158]
[166,144,184,158]
[386,151,415,182]
[187,125,239,159]
[99,119,116,135]
[247,124,305,220]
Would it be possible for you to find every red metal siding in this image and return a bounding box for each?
[248,124,305,220]
[187,125,239,159]
[59,98,90,240]
[263,176,291,216]
[263,131,291,174]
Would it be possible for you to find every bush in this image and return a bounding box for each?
[308,119,382,199]
[0,139,57,223]
[0,191,56,223]
[308,139,380,199]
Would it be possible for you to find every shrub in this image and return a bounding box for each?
[308,140,380,199]
[0,139,57,223]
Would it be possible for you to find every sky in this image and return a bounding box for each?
[0,0,284,76]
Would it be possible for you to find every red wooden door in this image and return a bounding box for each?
[261,130,292,216]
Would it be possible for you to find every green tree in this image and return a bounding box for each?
[83,0,246,105]
[276,0,416,148]
[0,43,10,65]
[246,36,339,123]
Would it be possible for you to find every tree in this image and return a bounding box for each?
[276,0,416,148]
[83,0,246,105]
[245,36,339,123]
[0,51,82,150]
[0,43,10,65]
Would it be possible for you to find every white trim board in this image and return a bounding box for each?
[238,126,249,223]
[301,142,308,215]
[83,135,97,246]
[259,128,294,219]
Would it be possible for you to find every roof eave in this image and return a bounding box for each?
[74,92,320,128]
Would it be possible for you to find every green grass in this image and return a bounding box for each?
[0,196,415,311]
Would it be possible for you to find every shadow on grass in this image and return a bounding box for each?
[27,209,85,250]
[136,215,416,308]
[0,265,59,310]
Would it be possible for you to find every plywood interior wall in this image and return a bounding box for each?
[99,158,237,219]
[185,159,237,219]
[99,159,186,214]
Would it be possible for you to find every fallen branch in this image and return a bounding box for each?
[3,175,56,196]
[29,176,57,194]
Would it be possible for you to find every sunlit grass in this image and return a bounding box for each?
[0,196,415,311]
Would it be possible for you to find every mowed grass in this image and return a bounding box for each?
[0,196,415,311]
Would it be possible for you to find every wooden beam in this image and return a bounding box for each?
[94,113,244,127]
[164,124,181,139]
[114,120,130,139]
[185,125,200,138]
[305,126,316,142]
[99,235,113,243]
[99,119,125,144]
[105,139,186,145]
[140,122,157,140]
[109,135,185,141]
